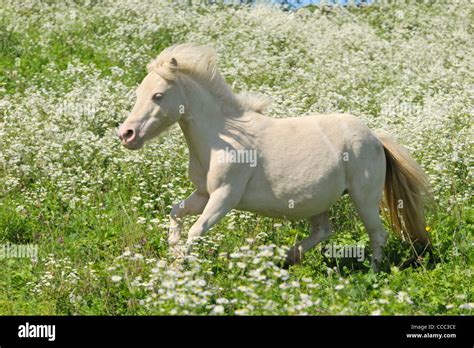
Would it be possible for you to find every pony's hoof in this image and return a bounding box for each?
[282,248,303,268]
[371,259,388,273]
[168,235,180,246]
[168,228,181,246]
[281,260,294,269]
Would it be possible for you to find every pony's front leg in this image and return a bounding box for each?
[168,191,209,246]
[185,185,242,253]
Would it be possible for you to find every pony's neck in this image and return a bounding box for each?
[178,77,243,171]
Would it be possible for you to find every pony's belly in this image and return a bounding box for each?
[236,182,344,219]
[236,146,347,219]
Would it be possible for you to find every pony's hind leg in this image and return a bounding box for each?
[284,211,333,267]
[350,191,388,272]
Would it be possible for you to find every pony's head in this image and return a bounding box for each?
[117,48,188,150]
[118,43,225,150]
[118,43,272,150]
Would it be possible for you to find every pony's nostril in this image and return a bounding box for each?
[123,129,135,142]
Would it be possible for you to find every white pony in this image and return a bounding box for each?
[118,43,431,271]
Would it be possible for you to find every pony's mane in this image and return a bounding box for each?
[147,43,272,114]
[236,93,273,114]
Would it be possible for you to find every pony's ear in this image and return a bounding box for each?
[170,58,178,68]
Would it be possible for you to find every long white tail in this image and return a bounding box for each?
[375,130,431,246]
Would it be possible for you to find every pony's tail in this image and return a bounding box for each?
[374,130,431,246]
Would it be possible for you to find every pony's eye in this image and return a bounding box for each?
[152,93,163,102]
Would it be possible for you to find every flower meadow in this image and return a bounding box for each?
[0,0,472,315]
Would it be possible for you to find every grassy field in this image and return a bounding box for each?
[0,0,472,315]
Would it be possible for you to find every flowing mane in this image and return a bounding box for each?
[146,43,271,114]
